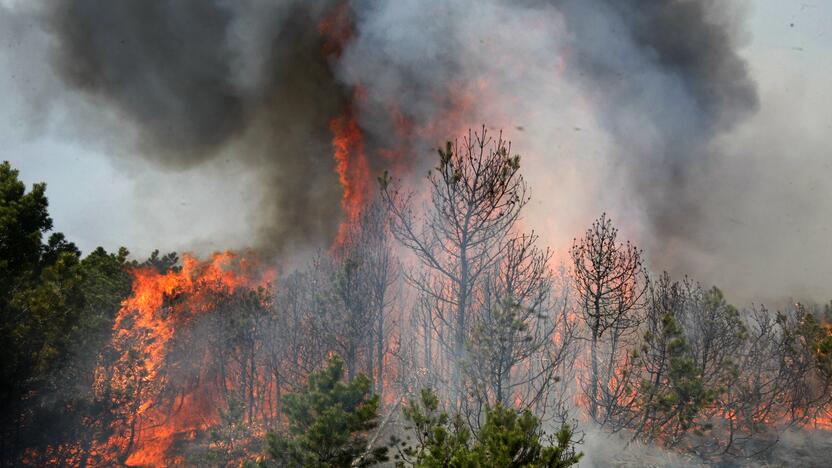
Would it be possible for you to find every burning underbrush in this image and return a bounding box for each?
[104,252,276,466]
[90,245,832,467]
[4,128,832,466]
[1,2,830,465]
[82,135,832,466]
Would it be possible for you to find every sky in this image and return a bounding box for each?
[1,0,830,302]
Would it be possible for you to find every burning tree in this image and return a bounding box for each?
[381,127,529,408]
[464,233,578,420]
[570,213,646,423]
[328,201,398,389]
[587,271,832,460]
[616,275,725,447]
[380,127,579,422]
[103,252,277,466]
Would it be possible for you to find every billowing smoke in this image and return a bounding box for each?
[45,0,352,255]
[334,0,762,292]
[51,1,248,159]
[6,0,828,299]
[553,0,759,243]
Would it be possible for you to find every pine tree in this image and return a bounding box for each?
[631,311,714,446]
[394,388,582,467]
[263,355,388,467]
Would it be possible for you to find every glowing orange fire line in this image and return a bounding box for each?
[330,106,370,246]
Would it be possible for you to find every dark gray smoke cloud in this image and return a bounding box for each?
[43,0,478,257]
[337,0,762,285]
[50,0,248,160]
[20,0,827,300]
[44,0,355,256]
[551,0,759,256]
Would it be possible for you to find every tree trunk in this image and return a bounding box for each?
[366,332,375,393]
[423,312,432,386]
[453,247,469,409]
[590,325,600,420]
[604,327,620,412]
[248,343,256,425]
[346,343,356,382]
[500,362,513,406]
[376,312,384,398]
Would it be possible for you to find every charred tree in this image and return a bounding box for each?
[381,127,528,408]
[464,233,578,422]
[571,213,646,422]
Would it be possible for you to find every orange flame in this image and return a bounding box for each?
[319,3,374,247]
[107,251,275,466]
[330,103,371,246]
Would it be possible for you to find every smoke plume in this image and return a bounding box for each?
[45,0,353,255]
[551,0,759,260]
[7,0,828,299]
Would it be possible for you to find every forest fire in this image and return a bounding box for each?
[330,105,370,246]
[2,0,832,467]
[116,253,274,378]
[105,252,275,466]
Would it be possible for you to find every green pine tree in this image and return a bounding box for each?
[392,388,472,467]
[0,161,136,464]
[633,313,714,445]
[263,355,388,467]
[393,388,582,468]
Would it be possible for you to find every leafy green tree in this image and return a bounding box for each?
[394,388,582,467]
[777,306,832,422]
[0,161,52,293]
[679,286,745,397]
[142,249,179,273]
[49,246,133,465]
[469,405,582,468]
[788,310,832,380]
[264,355,388,467]
[0,161,75,462]
[12,251,86,380]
